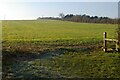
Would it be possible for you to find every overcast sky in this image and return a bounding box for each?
[0,0,119,20]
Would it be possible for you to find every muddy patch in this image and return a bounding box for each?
[40,52,61,59]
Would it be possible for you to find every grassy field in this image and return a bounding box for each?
[2,20,116,41]
[2,20,120,78]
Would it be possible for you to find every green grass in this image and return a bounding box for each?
[42,51,120,78]
[3,49,120,78]
[2,20,117,41]
[2,20,120,78]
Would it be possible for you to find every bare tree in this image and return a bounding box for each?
[59,13,65,19]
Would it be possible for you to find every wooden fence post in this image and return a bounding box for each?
[116,40,119,51]
[103,32,107,52]
[116,32,120,51]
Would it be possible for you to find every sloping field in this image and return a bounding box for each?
[2,20,116,41]
[2,20,120,78]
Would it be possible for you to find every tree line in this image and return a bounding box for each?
[59,13,118,24]
[37,13,118,24]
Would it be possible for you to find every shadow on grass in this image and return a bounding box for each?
[2,45,100,79]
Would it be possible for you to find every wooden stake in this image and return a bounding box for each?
[103,32,107,52]
[116,32,120,51]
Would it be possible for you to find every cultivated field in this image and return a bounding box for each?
[2,20,120,78]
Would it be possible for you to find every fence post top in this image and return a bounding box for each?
[103,32,107,34]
